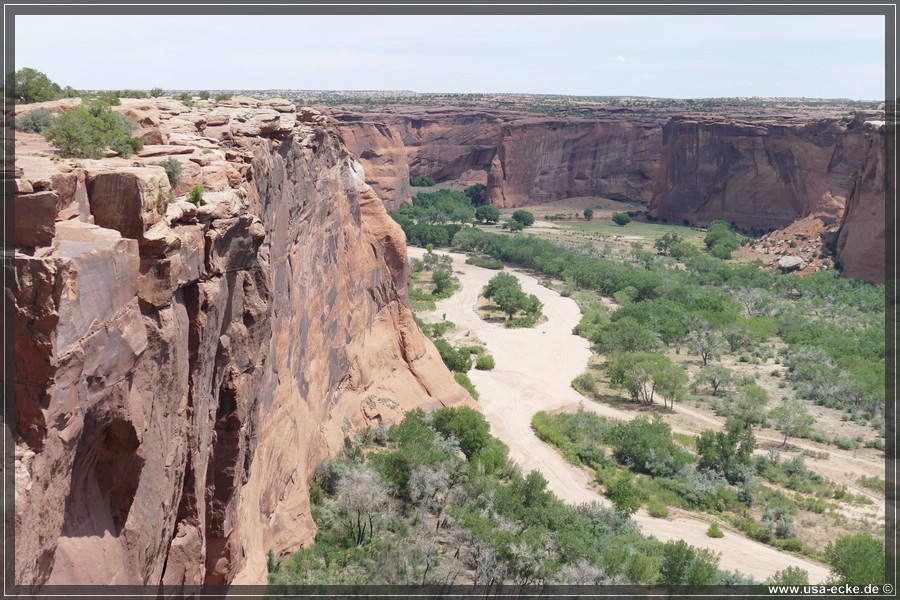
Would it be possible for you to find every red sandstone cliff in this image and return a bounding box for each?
[333,108,661,208]
[835,119,888,283]
[13,97,472,587]
[648,114,878,230]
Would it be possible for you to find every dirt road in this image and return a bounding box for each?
[408,246,832,584]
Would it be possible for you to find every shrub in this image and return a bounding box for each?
[129,137,144,153]
[157,157,183,188]
[710,244,733,260]
[572,372,597,396]
[214,92,233,102]
[150,87,164,97]
[707,522,724,538]
[109,135,135,157]
[647,496,669,518]
[612,212,631,226]
[454,372,478,399]
[826,534,885,584]
[475,354,495,370]
[44,103,133,159]
[409,175,435,187]
[198,90,210,100]
[465,255,504,269]
[188,185,204,205]
[606,473,643,516]
[433,339,471,373]
[15,108,53,133]
[583,208,594,221]
[178,92,193,106]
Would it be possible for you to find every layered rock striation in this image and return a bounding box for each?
[648,113,882,231]
[835,119,888,282]
[333,107,662,208]
[13,98,471,587]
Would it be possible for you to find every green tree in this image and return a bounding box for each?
[431,406,491,459]
[198,90,211,100]
[654,232,683,256]
[605,416,692,477]
[697,417,756,484]
[732,383,769,426]
[464,183,488,206]
[11,67,61,104]
[693,364,735,396]
[431,269,453,296]
[704,220,740,259]
[685,320,726,366]
[149,87,164,97]
[583,208,594,221]
[611,212,631,226]
[654,362,689,411]
[511,210,535,227]
[606,352,680,406]
[591,317,662,354]
[605,473,643,516]
[475,204,501,224]
[483,272,533,320]
[825,534,885,585]
[659,540,720,585]
[768,397,815,446]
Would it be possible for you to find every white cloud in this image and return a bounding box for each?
[614,55,627,63]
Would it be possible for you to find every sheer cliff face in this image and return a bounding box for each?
[487,120,660,207]
[334,109,662,208]
[13,99,471,587]
[835,121,887,283]
[648,116,876,230]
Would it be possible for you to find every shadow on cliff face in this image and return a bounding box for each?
[61,414,144,538]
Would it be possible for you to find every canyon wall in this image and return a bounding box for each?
[835,120,888,283]
[333,108,662,208]
[13,98,471,587]
[487,118,660,208]
[648,114,879,230]
[336,106,885,282]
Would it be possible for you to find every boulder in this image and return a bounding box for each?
[778,256,807,272]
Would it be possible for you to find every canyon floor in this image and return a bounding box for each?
[407,246,843,584]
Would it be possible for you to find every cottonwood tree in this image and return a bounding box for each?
[606,352,680,406]
[697,417,756,484]
[685,321,726,365]
[655,362,689,411]
[692,364,735,396]
[768,397,816,446]
[335,467,393,546]
[732,383,770,426]
[730,286,776,317]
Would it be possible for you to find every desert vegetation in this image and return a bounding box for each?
[270,407,750,586]
[480,272,543,327]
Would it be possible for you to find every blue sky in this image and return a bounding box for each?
[14,14,886,100]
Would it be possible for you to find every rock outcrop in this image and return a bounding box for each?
[13,98,472,587]
[648,114,878,230]
[835,120,888,283]
[333,107,662,208]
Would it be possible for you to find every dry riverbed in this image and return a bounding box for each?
[407,246,832,584]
